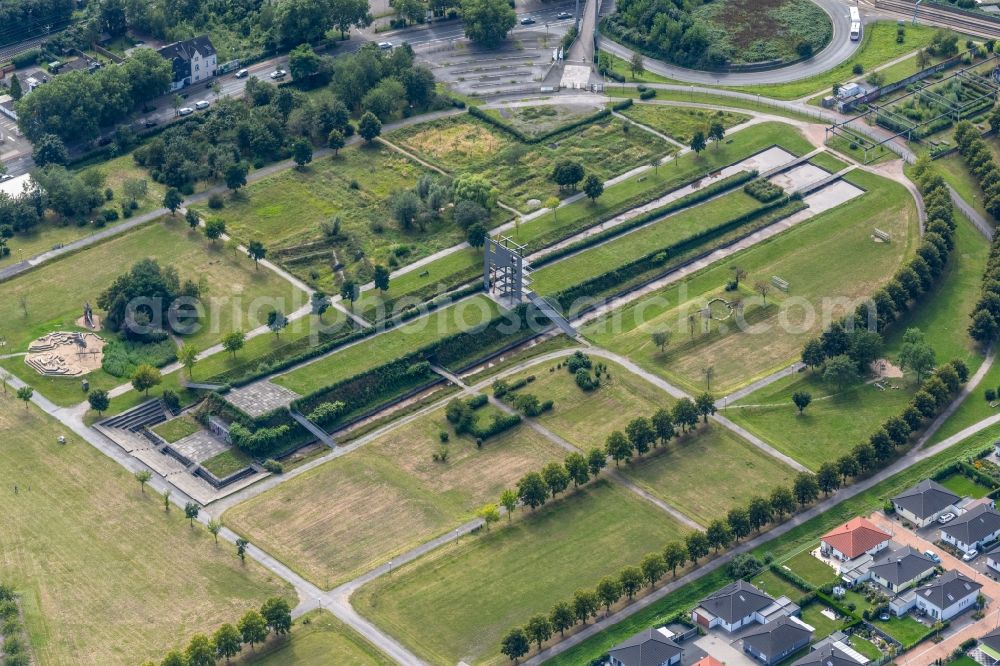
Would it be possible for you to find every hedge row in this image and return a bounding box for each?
[966,210,1000,344]
[554,197,805,309]
[534,170,758,268]
[468,105,612,145]
[955,120,1000,219]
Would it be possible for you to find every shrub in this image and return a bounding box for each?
[639,89,657,100]
[308,400,346,425]
[207,193,225,209]
[263,458,284,474]
[575,368,600,391]
[987,388,997,402]
[439,431,449,442]
[161,389,180,412]
[744,179,784,203]
[566,351,592,373]
[102,208,119,222]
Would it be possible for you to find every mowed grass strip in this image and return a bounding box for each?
[271,295,500,395]
[0,392,291,666]
[620,104,750,144]
[583,169,918,395]
[237,610,392,665]
[531,189,764,294]
[224,406,567,588]
[352,478,691,665]
[620,422,799,525]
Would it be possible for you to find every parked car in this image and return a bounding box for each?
[924,550,941,564]
[0,174,14,182]
[520,16,536,24]
[963,549,979,562]
[234,69,249,78]
[878,612,890,621]
[556,11,572,19]
[378,41,394,50]
[194,100,210,110]
[141,118,158,128]
[269,69,287,80]
[937,512,957,524]
[178,107,194,116]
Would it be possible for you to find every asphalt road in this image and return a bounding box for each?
[596,0,862,85]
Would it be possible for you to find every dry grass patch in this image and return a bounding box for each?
[392,116,514,170]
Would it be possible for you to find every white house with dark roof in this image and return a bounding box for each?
[741,616,813,666]
[891,570,982,620]
[985,542,1000,574]
[157,36,217,91]
[978,626,1000,665]
[940,504,1000,555]
[607,628,683,666]
[868,546,936,594]
[692,581,799,634]
[892,479,960,528]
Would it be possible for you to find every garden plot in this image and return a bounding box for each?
[224,404,567,588]
[620,104,751,144]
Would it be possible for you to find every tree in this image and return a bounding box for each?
[573,589,599,624]
[88,389,110,415]
[131,364,161,396]
[727,507,751,541]
[792,391,812,415]
[178,343,199,379]
[583,174,604,202]
[838,455,860,481]
[817,462,841,494]
[477,503,501,529]
[236,537,250,563]
[686,530,710,563]
[754,280,771,304]
[207,519,222,544]
[709,121,726,149]
[500,627,530,662]
[184,501,199,527]
[695,392,716,423]
[651,330,670,354]
[161,650,186,666]
[225,162,248,191]
[499,488,518,519]
[267,310,288,339]
[340,280,360,309]
[9,74,21,101]
[748,496,772,531]
[650,408,675,445]
[640,552,667,587]
[663,541,687,576]
[292,138,313,167]
[898,327,936,381]
[517,471,548,509]
[629,52,645,79]
[970,309,998,344]
[185,209,200,230]
[132,469,152,495]
[823,354,860,390]
[564,452,590,487]
[213,623,242,663]
[374,264,391,293]
[204,218,226,243]
[330,0,372,39]
[706,519,733,552]
[238,610,268,651]
[551,161,585,191]
[605,430,633,467]
[462,0,517,47]
[672,398,700,432]
[525,614,552,650]
[467,222,487,249]
[223,331,246,359]
[690,131,707,155]
[596,576,622,614]
[770,486,795,518]
[163,188,183,216]
[328,128,346,155]
[185,634,215,666]
[587,447,607,476]
[625,417,655,455]
[261,597,293,635]
[247,240,267,269]
[391,190,423,229]
[620,566,643,599]
[33,133,69,167]
[802,338,826,369]
[793,473,820,507]
[358,111,382,142]
[550,601,575,637]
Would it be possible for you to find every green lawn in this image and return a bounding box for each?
[225,406,567,588]
[726,372,918,470]
[600,51,681,85]
[781,547,839,588]
[151,414,201,443]
[272,295,499,395]
[583,169,918,396]
[938,153,992,221]
[352,479,691,665]
[809,151,851,174]
[848,635,883,661]
[391,114,672,210]
[201,448,255,478]
[0,391,292,666]
[799,601,844,639]
[871,614,931,648]
[749,569,809,603]
[938,471,994,498]
[827,135,898,165]
[621,422,799,525]
[620,104,750,144]
[236,611,392,665]
[947,657,980,666]
[480,103,608,136]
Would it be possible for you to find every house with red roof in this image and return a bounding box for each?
[820,517,891,562]
[691,657,726,666]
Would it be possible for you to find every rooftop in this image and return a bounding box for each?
[915,570,981,609]
[607,627,683,666]
[822,517,891,559]
[892,479,960,520]
[940,504,1000,546]
[697,580,775,625]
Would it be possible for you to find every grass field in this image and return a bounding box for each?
[782,547,839,587]
[151,414,201,443]
[749,569,807,602]
[808,151,850,173]
[224,405,566,588]
[480,103,606,136]
[237,611,392,665]
[620,104,750,144]
[0,391,291,665]
[531,189,764,294]
[81,153,168,217]
[352,478,691,665]
[272,295,499,395]
[583,169,918,395]
[871,614,931,647]
[620,422,799,525]
[726,371,918,470]
[390,114,672,209]
[799,601,843,639]
[848,635,883,661]
[202,448,255,478]
[938,471,994,498]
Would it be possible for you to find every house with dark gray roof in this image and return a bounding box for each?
[868,546,936,593]
[978,626,1000,665]
[157,36,217,91]
[898,570,982,620]
[892,479,960,527]
[791,642,868,666]
[692,581,776,633]
[985,542,1000,575]
[741,616,813,666]
[607,628,683,666]
[940,504,1000,555]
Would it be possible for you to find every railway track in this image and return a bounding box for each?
[875,0,1000,39]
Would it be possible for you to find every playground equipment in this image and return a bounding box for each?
[771,276,790,291]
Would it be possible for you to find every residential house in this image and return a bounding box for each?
[985,542,1000,574]
[868,546,936,593]
[741,616,813,666]
[978,626,1000,665]
[607,628,683,666]
[891,479,960,528]
[690,658,725,666]
[692,581,798,633]
[792,643,868,666]
[899,570,983,620]
[821,517,891,562]
[157,36,217,91]
[940,504,1000,555]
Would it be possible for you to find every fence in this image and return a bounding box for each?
[841,52,972,113]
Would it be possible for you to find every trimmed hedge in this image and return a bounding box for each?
[744,179,784,203]
[468,105,613,145]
